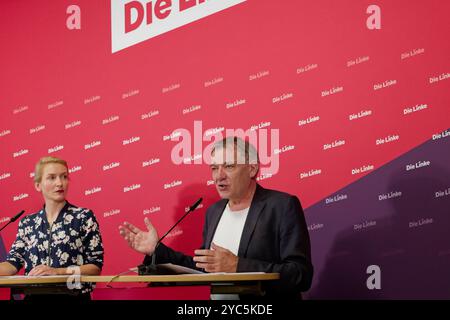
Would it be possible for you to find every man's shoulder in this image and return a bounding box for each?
[257,186,298,204]
[256,186,304,219]
[205,185,300,213]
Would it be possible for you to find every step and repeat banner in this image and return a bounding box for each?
[0,0,449,299]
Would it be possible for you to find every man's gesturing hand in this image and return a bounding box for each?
[119,218,158,255]
[193,243,238,273]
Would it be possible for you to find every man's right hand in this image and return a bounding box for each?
[119,218,158,256]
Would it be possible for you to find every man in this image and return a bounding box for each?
[119,137,313,299]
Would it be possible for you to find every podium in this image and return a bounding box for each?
[0,235,6,262]
[0,273,279,298]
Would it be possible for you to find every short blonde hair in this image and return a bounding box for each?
[34,156,68,183]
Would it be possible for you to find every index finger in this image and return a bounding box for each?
[28,266,43,276]
[194,249,215,256]
[119,225,132,237]
[144,217,155,232]
[122,221,142,234]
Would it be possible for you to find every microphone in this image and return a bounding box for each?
[0,210,25,233]
[138,198,202,275]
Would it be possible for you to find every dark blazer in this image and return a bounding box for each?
[144,184,313,298]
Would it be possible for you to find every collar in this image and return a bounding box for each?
[38,201,71,225]
[205,184,267,254]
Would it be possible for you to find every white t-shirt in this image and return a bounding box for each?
[210,203,249,254]
[210,203,249,300]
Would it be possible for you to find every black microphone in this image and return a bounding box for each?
[138,198,202,275]
[0,210,25,233]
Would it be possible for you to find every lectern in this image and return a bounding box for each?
[0,273,279,299]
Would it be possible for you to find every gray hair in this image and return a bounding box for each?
[211,136,259,165]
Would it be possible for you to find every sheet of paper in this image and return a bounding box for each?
[157,263,204,274]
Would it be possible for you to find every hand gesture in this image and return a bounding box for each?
[193,243,238,273]
[119,218,158,255]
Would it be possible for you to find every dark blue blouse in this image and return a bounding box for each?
[6,202,104,293]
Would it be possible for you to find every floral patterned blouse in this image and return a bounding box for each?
[6,201,104,293]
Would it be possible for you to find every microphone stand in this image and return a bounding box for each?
[138,198,202,275]
[0,210,25,233]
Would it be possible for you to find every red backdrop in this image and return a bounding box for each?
[1,0,449,299]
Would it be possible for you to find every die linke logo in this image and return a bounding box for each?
[111,0,247,53]
[144,206,161,215]
[0,129,11,137]
[104,209,121,218]
[0,172,11,181]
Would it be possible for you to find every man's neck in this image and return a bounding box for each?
[45,200,66,224]
[228,182,257,211]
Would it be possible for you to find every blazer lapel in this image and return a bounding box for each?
[237,184,266,257]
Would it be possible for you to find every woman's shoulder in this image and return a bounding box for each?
[65,202,96,218]
[19,209,43,226]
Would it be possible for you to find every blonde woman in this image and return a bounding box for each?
[0,156,104,300]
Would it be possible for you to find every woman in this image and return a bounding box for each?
[0,156,104,300]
